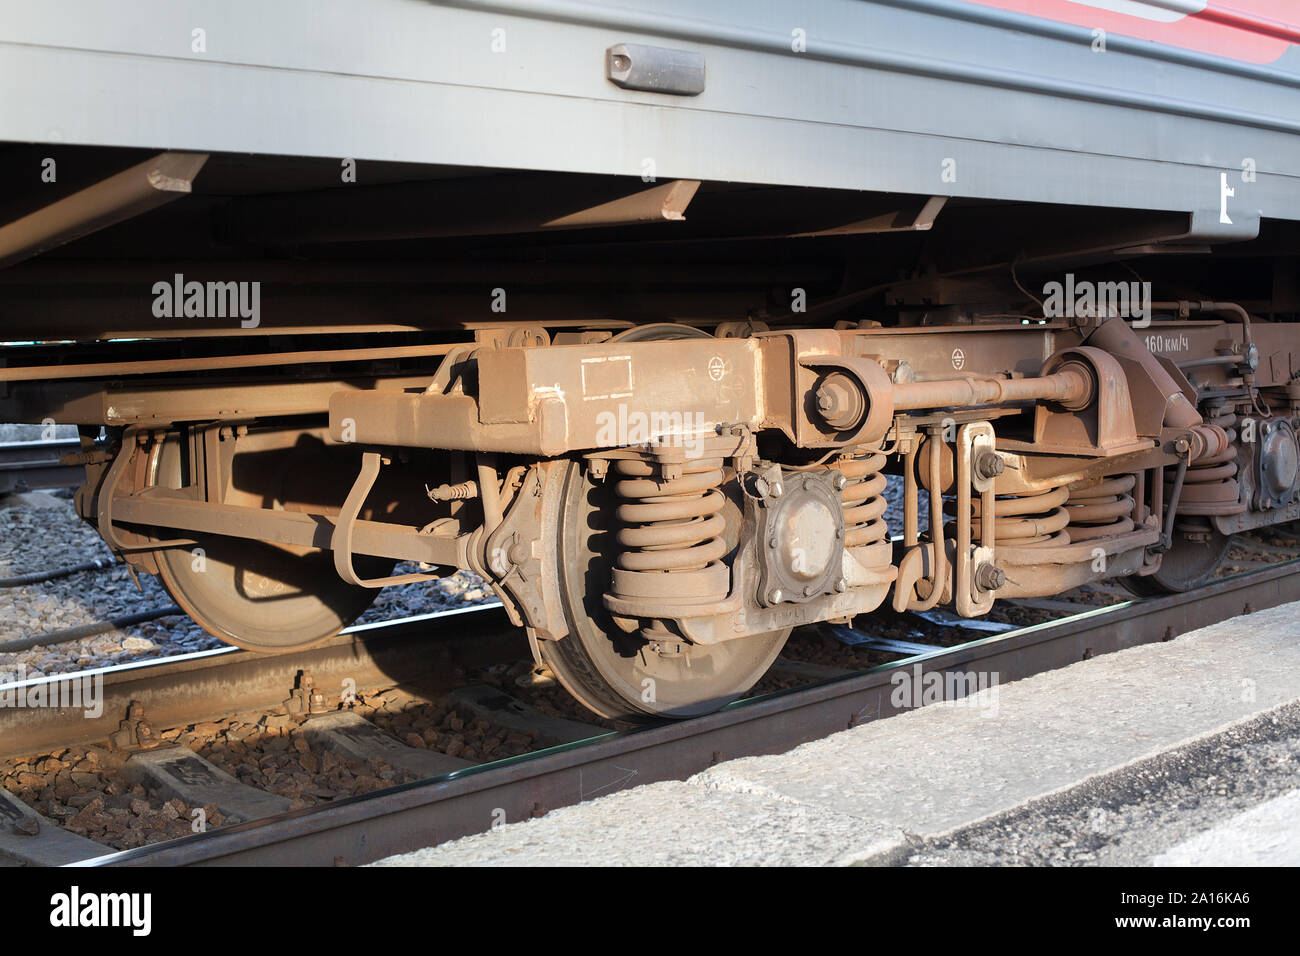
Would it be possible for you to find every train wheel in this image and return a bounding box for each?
[146,435,391,652]
[1122,527,1234,596]
[535,460,791,721]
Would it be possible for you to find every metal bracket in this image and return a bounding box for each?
[1157,454,1190,553]
[955,422,998,617]
[894,425,950,612]
[606,43,705,96]
[97,427,195,553]
[332,451,441,588]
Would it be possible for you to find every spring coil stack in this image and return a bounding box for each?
[829,449,889,549]
[1065,474,1137,541]
[609,457,731,607]
[967,481,1072,547]
[1170,413,1246,517]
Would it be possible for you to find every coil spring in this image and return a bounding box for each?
[828,451,888,548]
[1065,474,1136,541]
[613,458,729,577]
[1167,444,1246,516]
[966,482,1071,547]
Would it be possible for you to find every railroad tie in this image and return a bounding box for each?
[123,746,292,823]
[300,711,474,779]
[447,684,606,746]
[0,788,105,865]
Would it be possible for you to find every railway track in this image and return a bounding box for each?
[0,439,82,495]
[2,538,1297,867]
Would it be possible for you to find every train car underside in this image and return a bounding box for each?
[3,155,1298,720]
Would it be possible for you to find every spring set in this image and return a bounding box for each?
[827,450,889,548]
[1170,414,1246,517]
[1065,474,1137,541]
[610,457,731,604]
[966,481,1072,547]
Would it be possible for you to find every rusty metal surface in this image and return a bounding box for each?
[110,492,466,568]
[891,364,1089,411]
[90,559,1300,867]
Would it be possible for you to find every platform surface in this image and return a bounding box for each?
[373,601,1300,867]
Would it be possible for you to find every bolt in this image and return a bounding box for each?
[835,578,847,592]
[1174,437,1190,455]
[831,471,848,491]
[813,372,867,430]
[803,584,816,597]
[974,563,1005,591]
[974,450,1005,479]
[767,588,784,604]
[768,536,779,549]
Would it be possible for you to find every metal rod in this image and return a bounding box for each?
[477,454,504,536]
[1159,458,1189,552]
[891,367,1090,411]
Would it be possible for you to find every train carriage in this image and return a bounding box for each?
[1,0,1297,718]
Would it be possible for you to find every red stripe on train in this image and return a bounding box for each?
[1200,3,1300,45]
[964,1,1297,63]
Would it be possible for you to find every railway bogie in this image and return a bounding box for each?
[4,0,1300,719]
[6,292,1295,719]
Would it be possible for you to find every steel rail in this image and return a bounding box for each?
[76,558,1300,867]
[0,602,514,762]
[0,438,83,493]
